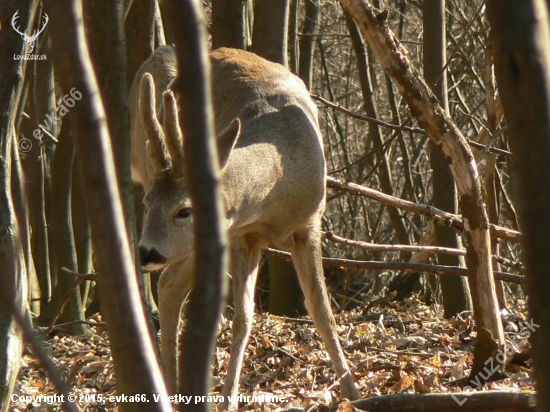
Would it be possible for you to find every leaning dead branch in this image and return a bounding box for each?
[340,0,504,378]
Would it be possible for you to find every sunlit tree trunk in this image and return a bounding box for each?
[0,0,36,408]
[162,0,229,409]
[43,0,171,409]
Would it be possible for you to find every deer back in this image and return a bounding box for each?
[210,48,326,246]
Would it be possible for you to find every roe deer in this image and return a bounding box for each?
[129,46,360,409]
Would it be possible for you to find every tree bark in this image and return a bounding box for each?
[125,0,156,89]
[250,0,304,316]
[84,0,159,327]
[344,9,410,246]
[251,0,290,67]
[0,0,36,408]
[42,1,170,410]
[487,1,550,410]
[212,0,248,50]
[298,0,320,89]
[340,0,504,379]
[288,0,299,74]
[423,0,472,317]
[162,1,229,410]
[40,126,88,334]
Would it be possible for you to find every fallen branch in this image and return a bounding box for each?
[324,231,466,256]
[316,391,536,412]
[265,248,525,284]
[327,176,522,243]
[324,231,524,274]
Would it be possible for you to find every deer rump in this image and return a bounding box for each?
[129,46,359,409]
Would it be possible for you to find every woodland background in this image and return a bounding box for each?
[1,0,550,411]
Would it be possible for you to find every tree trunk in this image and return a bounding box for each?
[487,1,550,409]
[251,0,290,67]
[288,0,299,74]
[0,0,36,408]
[298,0,320,89]
[84,0,159,326]
[344,8,410,246]
[43,0,170,409]
[423,0,472,317]
[250,0,304,316]
[40,126,88,334]
[212,0,248,50]
[125,0,155,89]
[161,1,229,410]
[341,0,504,380]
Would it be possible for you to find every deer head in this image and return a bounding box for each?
[138,73,241,270]
[12,11,49,55]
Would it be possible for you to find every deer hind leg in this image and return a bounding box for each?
[157,256,195,394]
[220,235,263,410]
[290,227,360,401]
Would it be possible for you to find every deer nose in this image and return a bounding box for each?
[139,246,166,268]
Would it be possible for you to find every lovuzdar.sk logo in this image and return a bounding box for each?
[12,10,49,60]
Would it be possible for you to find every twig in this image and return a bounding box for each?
[313,94,513,157]
[312,94,425,134]
[45,267,96,335]
[49,320,106,331]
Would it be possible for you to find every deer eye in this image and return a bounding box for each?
[175,207,192,220]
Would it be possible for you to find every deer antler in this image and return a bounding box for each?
[162,90,185,174]
[140,73,171,176]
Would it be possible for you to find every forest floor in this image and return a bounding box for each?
[11,296,534,411]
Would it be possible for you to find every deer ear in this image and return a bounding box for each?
[217,118,241,170]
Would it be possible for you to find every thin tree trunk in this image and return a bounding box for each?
[344,9,410,246]
[341,0,504,379]
[251,0,290,67]
[212,0,248,50]
[161,1,228,410]
[0,0,37,408]
[299,0,320,89]
[42,1,170,409]
[125,0,155,89]
[487,1,550,409]
[288,0,299,74]
[84,0,159,326]
[40,126,88,334]
[423,0,472,317]
[250,0,303,316]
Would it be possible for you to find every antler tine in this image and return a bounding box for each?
[140,73,171,175]
[162,90,185,174]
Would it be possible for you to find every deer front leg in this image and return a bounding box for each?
[157,256,195,394]
[291,227,360,401]
[219,237,262,410]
